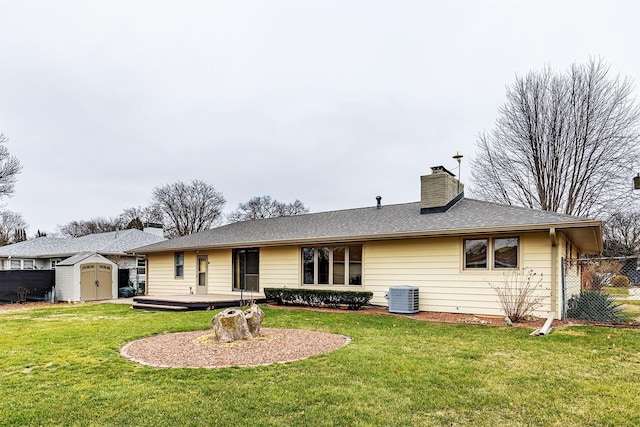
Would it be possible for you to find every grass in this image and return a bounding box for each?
[602,286,631,297]
[1,303,640,426]
[599,287,640,322]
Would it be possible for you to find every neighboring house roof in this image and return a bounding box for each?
[131,198,602,254]
[0,229,167,258]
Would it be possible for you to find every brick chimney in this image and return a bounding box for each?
[420,166,464,214]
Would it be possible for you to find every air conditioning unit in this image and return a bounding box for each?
[387,286,419,314]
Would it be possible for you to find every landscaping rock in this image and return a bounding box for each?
[244,304,265,337]
[212,308,253,343]
[211,304,265,343]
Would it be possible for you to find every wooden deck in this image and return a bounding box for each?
[132,294,266,311]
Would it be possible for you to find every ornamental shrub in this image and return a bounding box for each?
[263,288,373,310]
[488,268,546,322]
[566,291,625,323]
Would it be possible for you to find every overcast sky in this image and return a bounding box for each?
[0,0,638,235]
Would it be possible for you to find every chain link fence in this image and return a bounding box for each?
[563,257,640,325]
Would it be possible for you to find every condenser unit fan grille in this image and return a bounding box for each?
[388,286,419,314]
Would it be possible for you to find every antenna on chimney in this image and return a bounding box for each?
[452,152,463,193]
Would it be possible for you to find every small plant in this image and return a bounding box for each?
[240,291,256,309]
[567,291,625,323]
[489,268,546,322]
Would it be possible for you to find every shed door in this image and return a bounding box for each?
[80,263,113,301]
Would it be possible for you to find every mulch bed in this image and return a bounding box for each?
[265,303,570,328]
[1,300,576,329]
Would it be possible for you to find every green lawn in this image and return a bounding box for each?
[602,286,631,297]
[2,303,640,426]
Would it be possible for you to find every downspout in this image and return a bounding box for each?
[561,257,566,321]
[549,228,557,316]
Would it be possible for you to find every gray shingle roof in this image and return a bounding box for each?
[131,198,602,254]
[0,229,166,258]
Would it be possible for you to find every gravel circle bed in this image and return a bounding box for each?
[120,328,351,369]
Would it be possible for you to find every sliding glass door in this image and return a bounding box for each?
[233,248,259,292]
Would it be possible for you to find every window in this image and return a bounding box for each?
[233,248,259,291]
[137,258,146,275]
[464,238,519,270]
[303,248,314,284]
[494,238,518,269]
[302,245,362,286]
[349,245,362,285]
[7,259,36,270]
[175,252,184,277]
[197,256,207,287]
[333,247,345,284]
[464,239,488,269]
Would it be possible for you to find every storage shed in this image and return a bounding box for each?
[55,253,118,302]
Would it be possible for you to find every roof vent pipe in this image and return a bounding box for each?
[376,196,382,210]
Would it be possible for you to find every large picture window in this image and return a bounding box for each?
[302,245,362,286]
[464,237,519,270]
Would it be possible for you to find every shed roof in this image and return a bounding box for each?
[56,252,110,266]
[131,198,602,254]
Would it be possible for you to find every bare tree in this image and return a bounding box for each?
[0,133,22,201]
[119,205,164,230]
[602,210,640,256]
[472,59,640,217]
[152,180,225,237]
[0,210,27,246]
[58,217,123,237]
[227,196,309,222]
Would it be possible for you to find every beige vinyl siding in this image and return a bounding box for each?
[260,246,299,289]
[203,247,298,295]
[520,232,555,316]
[207,249,232,295]
[363,232,555,317]
[146,247,298,297]
[144,230,567,319]
[147,252,198,295]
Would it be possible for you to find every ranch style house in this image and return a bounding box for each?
[131,167,602,319]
